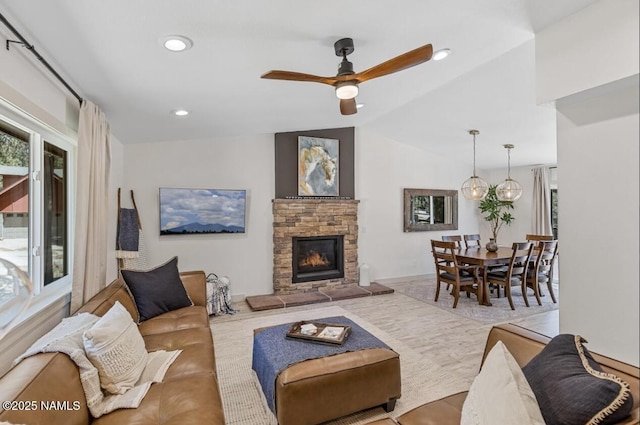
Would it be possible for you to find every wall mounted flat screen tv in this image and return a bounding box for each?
[159,187,246,235]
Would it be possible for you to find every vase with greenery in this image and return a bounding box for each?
[479,185,515,245]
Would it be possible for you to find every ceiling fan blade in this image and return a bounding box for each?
[355,44,433,83]
[340,98,357,115]
[261,70,337,86]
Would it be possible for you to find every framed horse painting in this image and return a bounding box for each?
[298,136,339,196]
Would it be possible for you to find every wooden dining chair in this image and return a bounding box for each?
[463,234,482,249]
[441,235,463,249]
[486,242,534,310]
[431,240,479,308]
[524,240,559,306]
[526,234,554,242]
[440,235,466,289]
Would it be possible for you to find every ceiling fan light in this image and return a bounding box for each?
[461,176,489,201]
[496,178,523,201]
[335,83,358,100]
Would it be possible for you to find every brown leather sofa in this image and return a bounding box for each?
[367,323,640,425]
[0,270,226,425]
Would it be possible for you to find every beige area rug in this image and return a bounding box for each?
[210,305,469,425]
[397,278,559,325]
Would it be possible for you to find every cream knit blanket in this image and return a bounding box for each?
[13,313,181,418]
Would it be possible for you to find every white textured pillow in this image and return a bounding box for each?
[83,301,148,395]
[461,341,545,425]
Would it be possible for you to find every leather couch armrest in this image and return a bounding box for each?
[180,270,207,307]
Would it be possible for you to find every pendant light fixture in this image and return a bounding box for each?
[496,144,523,201]
[461,130,489,201]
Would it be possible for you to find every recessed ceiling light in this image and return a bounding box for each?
[161,35,193,52]
[356,103,364,109]
[433,48,451,61]
[172,109,189,116]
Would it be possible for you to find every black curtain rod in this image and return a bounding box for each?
[0,11,83,105]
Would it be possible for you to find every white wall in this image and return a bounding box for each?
[106,136,124,282]
[123,135,275,297]
[536,0,639,104]
[556,98,639,366]
[122,128,482,295]
[0,28,78,136]
[355,128,480,280]
[537,0,639,365]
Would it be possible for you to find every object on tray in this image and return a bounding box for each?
[300,323,317,335]
[286,320,351,345]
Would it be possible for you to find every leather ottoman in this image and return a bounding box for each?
[252,317,401,425]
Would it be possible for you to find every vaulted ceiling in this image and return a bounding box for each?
[0,0,599,168]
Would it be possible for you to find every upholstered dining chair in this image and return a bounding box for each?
[526,234,554,242]
[524,240,559,306]
[463,234,482,249]
[431,240,479,308]
[486,242,534,310]
[441,235,463,249]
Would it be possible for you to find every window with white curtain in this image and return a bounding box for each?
[0,104,75,296]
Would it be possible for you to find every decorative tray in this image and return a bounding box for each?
[286,320,351,346]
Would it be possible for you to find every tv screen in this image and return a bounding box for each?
[159,187,246,235]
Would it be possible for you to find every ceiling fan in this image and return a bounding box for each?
[261,38,433,115]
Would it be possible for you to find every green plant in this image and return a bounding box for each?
[479,185,515,241]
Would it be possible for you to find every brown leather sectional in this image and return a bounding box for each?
[0,270,226,425]
[2,273,638,425]
[366,323,640,425]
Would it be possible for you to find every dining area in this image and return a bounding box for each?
[431,234,559,310]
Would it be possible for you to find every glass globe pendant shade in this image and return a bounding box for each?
[461,130,488,200]
[496,144,522,202]
[461,175,489,201]
[0,258,34,341]
[496,178,523,201]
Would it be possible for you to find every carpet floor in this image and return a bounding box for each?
[210,305,470,425]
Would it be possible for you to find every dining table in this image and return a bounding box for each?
[455,247,524,306]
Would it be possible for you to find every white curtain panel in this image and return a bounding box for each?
[71,100,111,313]
[531,167,552,236]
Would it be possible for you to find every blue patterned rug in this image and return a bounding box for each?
[397,278,559,324]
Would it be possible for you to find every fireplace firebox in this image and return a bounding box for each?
[292,235,344,283]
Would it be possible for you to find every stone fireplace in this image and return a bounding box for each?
[273,199,359,294]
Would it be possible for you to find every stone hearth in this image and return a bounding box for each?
[273,198,359,295]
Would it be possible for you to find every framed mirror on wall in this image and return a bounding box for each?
[403,188,458,232]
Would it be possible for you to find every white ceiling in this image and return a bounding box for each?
[0,0,599,168]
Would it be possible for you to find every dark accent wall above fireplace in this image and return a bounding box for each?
[274,126,355,199]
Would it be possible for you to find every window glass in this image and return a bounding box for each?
[43,142,67,285]
[0,123,30,275]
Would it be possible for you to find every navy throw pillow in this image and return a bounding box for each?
[522,334,633,425]
[121,257,193,322]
